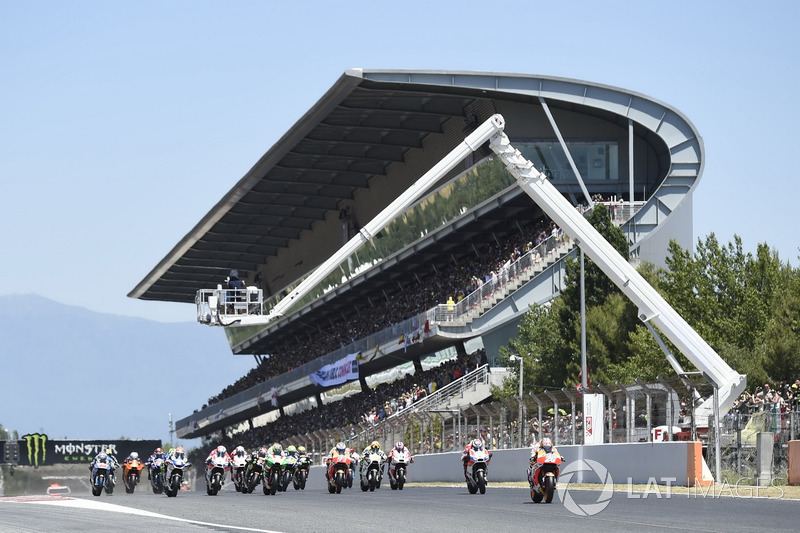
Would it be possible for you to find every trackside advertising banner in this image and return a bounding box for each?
[16,434,161,467]
[583,394,605,444]
[309,352,359,387]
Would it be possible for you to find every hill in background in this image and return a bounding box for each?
[0,294,254,448]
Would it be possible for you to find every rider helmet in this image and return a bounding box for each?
[335,442,346,454]
[370,440,381,450]
[129,451,139,459]
[257,448,268,459]
[272,443,283,455]
[155,447,162,454]
[97,452,107,461]
[471,438,483,450]
[395,442,404,452]
[235,446,246,457]
[297,446,306,454]
[286,445,297,454]
[105,448,113,455]
[540,437,553,453]
[216,445,227,455]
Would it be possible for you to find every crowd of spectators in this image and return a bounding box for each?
[732,380,800,413]
[195,199,636,456]
[207,351,483,452]
[204,211,566,407]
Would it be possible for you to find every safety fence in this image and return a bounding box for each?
[707,408,799,482]
[280,374,705,465]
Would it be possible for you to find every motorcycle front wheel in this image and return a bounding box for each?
[544,475,555,503]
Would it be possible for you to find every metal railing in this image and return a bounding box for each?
[707,407,798,482]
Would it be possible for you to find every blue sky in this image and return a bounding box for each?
[2,0,798,324]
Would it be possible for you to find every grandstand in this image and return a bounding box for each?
[129,69,703,443]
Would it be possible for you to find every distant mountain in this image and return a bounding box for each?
[0,294,255,446]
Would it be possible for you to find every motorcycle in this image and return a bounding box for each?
[231,453,249,492]
[327,454,352,494]
[90,456,115,497]
[360,451,384,492]
[293,455,311,490]
[347,454,357,489]
[149,457,166,494]
[262,452,283,496]
[465,447,491,495]
[164,454,190,497]
[205,454,230,496]
[529,450,563,503]
[388,449,411,491]
[122,457,144,494]
[243,456,266,494]
[279,454,298,492]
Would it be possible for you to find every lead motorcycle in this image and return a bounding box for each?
[465,447,492,495]
[206,454,230,496]
[529,449,563,503]
[90,455,115,497]
[360,451,385,492]
[164,452,190,497]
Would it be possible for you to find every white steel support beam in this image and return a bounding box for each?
[487,127,746,417]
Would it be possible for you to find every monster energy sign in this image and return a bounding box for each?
[17,434,161,468]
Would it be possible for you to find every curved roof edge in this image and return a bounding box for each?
[129,69,703,301]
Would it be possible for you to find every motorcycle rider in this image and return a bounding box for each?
[244,446,269,479]
[169,446,188,462]
[206,445,231,464]
[461,438,491,480]
[89,450,116,485]
[325,441,355,480]
[230,445,248,483]
[104,447,120,470]
[205,445,231,486]
[528,436,560,484]
[360,440,387,480]
[296,445,312,470]
[266,442,284,457]
[386,441,414,481]
[145,447,167,480]
[124,450,141,463]
[296,445,312,463]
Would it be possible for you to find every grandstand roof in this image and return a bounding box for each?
[130,69,702,356]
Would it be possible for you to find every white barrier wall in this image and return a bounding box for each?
[306,442,696,490]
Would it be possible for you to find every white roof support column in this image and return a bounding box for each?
[629,118,635,203]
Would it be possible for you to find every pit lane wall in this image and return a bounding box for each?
[306,442,707,490]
